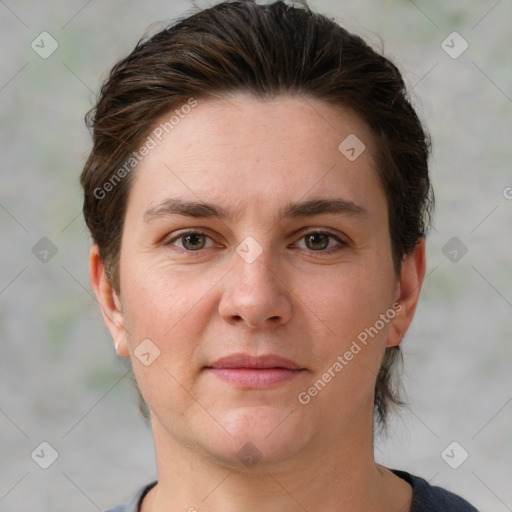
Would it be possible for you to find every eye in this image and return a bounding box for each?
[166,230,215,251]
[295,230,347,252]
[165,229,348,253]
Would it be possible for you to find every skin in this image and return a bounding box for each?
[90,94,425,512]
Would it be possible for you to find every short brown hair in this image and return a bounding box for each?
[81,0,433,429]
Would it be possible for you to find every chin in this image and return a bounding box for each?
[194,405,315,470]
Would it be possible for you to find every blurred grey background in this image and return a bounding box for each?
[0,1,511,510]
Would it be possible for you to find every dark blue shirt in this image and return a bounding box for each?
[104,470,478,511]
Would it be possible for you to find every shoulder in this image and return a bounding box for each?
[105,475,479,512]
[104,482,157,512]
[392,469,479,511]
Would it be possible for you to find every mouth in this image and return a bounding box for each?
[204,353,307,388]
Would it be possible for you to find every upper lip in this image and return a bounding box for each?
[207,353,303,370]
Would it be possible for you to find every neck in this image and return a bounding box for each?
[141,413,412,512]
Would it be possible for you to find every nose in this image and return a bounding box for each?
[218,244,292,329]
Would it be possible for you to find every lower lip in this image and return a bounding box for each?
[205,368,305,387]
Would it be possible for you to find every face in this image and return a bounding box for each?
[92,94,423,469]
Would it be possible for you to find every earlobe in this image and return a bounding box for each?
[89,245,130,357]
[387,238,426,348]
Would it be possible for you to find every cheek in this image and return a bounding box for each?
[120,263,214,415]
[120,255,213,338]
[298,272,393,409]
[296,257,396,405]
[303,263,395,342]
[119,265,203,392]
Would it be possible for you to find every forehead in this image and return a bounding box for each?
[125,93,385,223]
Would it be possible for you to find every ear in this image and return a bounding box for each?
[387,237,426,347]
[89,244,130,357]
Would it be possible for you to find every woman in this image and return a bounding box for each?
[81,1,478,510]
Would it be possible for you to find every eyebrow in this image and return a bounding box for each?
[142,197,368,223]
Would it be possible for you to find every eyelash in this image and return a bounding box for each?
[165,229,348,254]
